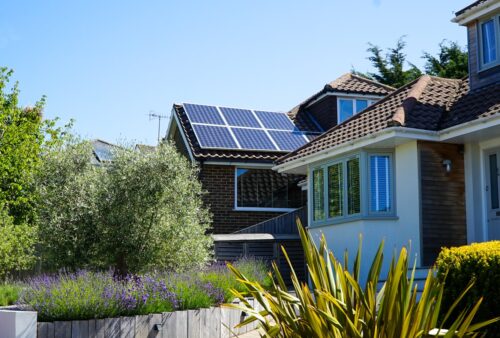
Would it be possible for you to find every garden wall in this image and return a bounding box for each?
[36,299,259,338]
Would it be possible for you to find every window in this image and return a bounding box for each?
[235,168,303,210]
[479,15,500,69]
[313,168,325,221]
[325,156,361,219]
[369,155,393,213]
[338,98,376,123]
[311,152,394,225]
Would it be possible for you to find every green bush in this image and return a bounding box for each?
[0,283,21,306]
[436,241,500,337]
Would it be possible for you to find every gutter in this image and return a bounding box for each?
[452,0,500,25]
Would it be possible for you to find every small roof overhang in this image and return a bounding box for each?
[452,0,500,25]
[212,233,300,241]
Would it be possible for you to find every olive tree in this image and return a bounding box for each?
[37,141,213,273]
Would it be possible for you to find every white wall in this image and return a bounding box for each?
[308,141,422,285]
[464,135,500,243]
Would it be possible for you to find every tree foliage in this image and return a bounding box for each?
[0,67,63,278]
[423,40,468,79]
[36,141,213,274]
[356,38,468,88]
[364,38,422,88]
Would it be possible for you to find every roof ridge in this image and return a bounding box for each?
[349,73,397,91]
[388,75,432,127]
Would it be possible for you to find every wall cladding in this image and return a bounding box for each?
[467,22,500,91]
[419,141,467,266]
[199,165,286,234]
[305,95,338,131]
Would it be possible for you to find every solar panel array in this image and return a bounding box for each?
[183,103,310,152]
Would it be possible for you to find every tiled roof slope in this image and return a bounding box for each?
[173,104,290,162]
[276,75,500,165]
[327,73,395,95]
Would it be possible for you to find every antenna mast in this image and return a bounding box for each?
[148,111,168,144]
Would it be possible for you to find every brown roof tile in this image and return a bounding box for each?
[276,76,499,165]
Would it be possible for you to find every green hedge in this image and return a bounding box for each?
[436,241,500,337]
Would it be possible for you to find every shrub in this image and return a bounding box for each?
[18,257,270,321]
[227,221,499,337]
[436,241,500,337]
[0,283,21,306]
[36,141,213,273]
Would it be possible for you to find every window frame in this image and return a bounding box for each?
[367,152,396,216]
[337,97,377,124]
[234,166,300,212]
[478,14,500,71]
[309,150,396,227]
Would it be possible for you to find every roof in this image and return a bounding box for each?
[455,0,489,16]
[170,74,394,162]
[172,104,298,162]
[276,76,500,165]
[91,139,119,164]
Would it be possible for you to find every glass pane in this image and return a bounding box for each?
[328,163,343,218]
[313,169,325,221]
[355,100,368,113]
[370,155,392,212]
[489,154,499,209]
[347,158,360,215]
[236,168,303,208]
[339,99,354,123]
[482,19,497,64]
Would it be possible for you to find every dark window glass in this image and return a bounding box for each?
[490,154,499,209]
[347,158,360,215]
[236,168,304,209]
[313,169,325,221]
[328,163,343,218]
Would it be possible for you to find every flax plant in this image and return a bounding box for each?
[226,220,499,337]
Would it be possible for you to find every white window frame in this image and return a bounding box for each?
[308,150,396,227]
[337,98,377,124]
[234,167,299,212]
[478,14,500,71]
[367,153,395,216]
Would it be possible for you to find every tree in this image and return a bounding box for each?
[364,37,422,88]
[423,40,468,79]
[36,141,213,274]
[0,67,62,278]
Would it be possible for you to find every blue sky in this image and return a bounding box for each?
[1,0,471,145]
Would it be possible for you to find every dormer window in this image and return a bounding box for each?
[479,14,500,69]
[338,98,377,123]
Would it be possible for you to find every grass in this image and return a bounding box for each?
[0,283,21,306]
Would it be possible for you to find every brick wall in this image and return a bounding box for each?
[467,22,500,90]
[199,165,290,234]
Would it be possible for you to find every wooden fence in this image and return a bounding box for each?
[36,299,261,338]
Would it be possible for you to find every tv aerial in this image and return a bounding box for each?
[148,111,168,144]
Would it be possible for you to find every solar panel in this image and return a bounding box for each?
[184,103,224,125]
[254,111,296,130]
[192,124,238,149]
[268,130,308,151]
[231,128,277,150]
[93,142,114,162]
[220,107,260,128]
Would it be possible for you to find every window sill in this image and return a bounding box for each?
[309,215,399,229]
[233,207,298,213]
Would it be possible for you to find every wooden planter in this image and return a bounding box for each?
[36,299,260,338]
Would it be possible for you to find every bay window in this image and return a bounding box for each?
[311,152,394,225]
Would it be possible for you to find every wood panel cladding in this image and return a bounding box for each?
[419,141,467,266]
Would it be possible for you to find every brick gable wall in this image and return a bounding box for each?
[199,164,290,234]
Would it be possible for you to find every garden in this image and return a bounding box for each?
[1,67,500,337]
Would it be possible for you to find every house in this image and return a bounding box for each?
[274,0,500,281]
[91,139,118,165]
[165,74,392,281]
[166,74,393,234]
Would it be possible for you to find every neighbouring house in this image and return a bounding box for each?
[274,0,500,282]
[91,139,118,165]
[165,74,393,281]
